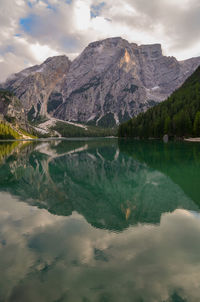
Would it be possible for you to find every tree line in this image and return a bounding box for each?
[118,66,200,138]
[51,121,117,137]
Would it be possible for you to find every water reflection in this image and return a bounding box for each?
[0,139,198,230]
[1,139,200,301]
[1,193,200,301]
[119,139,200,206]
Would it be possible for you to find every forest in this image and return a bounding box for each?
[51,121,117,137]
[118,66,200,138]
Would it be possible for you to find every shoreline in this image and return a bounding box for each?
[184,138,200,142]
[0,136,118,142]
[1,136,200,143]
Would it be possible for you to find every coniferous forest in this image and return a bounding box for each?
[118,66,200,138]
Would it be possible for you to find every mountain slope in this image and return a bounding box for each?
[2,37,200,127]
[0,90,36,139]
[118,65,200,138]
[53,37,200,126]
[2,56,71,121]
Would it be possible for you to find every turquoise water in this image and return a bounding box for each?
[0,139,200,301]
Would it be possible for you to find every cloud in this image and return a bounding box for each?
[100,0,200,56]
[0,0,200,82]
[1,191,200,301]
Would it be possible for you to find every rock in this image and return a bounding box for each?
[2,37,200,126]
[0,89,33,137]
[2,56,71,121]
[0,90,27,127]
[53,37,200,126]
[163,134,169,143]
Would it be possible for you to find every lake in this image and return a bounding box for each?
[0,138,200,302]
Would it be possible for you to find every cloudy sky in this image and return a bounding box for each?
[0,0,200,81]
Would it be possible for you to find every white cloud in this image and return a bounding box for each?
[0,0,200,81]
[30,42,59,61]
[74,0,91,30]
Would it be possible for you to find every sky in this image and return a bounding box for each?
[0,0,200,82]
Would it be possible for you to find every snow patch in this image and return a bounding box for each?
[151,86,160,90]
[36,66,45,73]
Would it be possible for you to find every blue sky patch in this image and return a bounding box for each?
[0,45,14,55]
[46,4,57,11]
[20,15,35,33]
[41,0,57,11]
[27,2,32,8]
[27,1,33,8]
[90,2,105,18]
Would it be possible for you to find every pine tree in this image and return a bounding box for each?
[164,115,171,134]
[118,66,200,138]
[193,111,200,136]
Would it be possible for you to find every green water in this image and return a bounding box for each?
[0,138,200,302]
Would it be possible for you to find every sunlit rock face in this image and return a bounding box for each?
[2,37,200,126]
[0,91,30,131]
[2,56,71,121]
[53,37,200,126]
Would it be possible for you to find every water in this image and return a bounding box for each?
[0,138,200,302]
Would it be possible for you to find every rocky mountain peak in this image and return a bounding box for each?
[53,38,200,126]
[88,36,128,48]
[138,43,162,58]
[3,55,71,119]
[2,37,200,127]
[5,55,70,84]
[43,55,68,63]
[42,55,70,71]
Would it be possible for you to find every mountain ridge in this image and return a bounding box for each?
[2,37,200,127]
[118,65,200,138]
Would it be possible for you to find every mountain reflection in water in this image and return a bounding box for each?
[0,139,200,302]
[0,139,198,230]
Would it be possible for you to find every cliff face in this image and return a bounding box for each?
[0,90,27,126]
[54,38,200,126]
[2,37,200,126]
[0,90,34,138]
[3,56,71,121]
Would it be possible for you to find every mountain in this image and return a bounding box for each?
[0,90,36,139]
[118,65,200,138]
[53,38,200,126]
[2,56,71,122]
[2,37,200,127]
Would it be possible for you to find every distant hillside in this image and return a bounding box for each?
[118,66,200,138]
[50,121,117,137]
[0,89,36,139]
